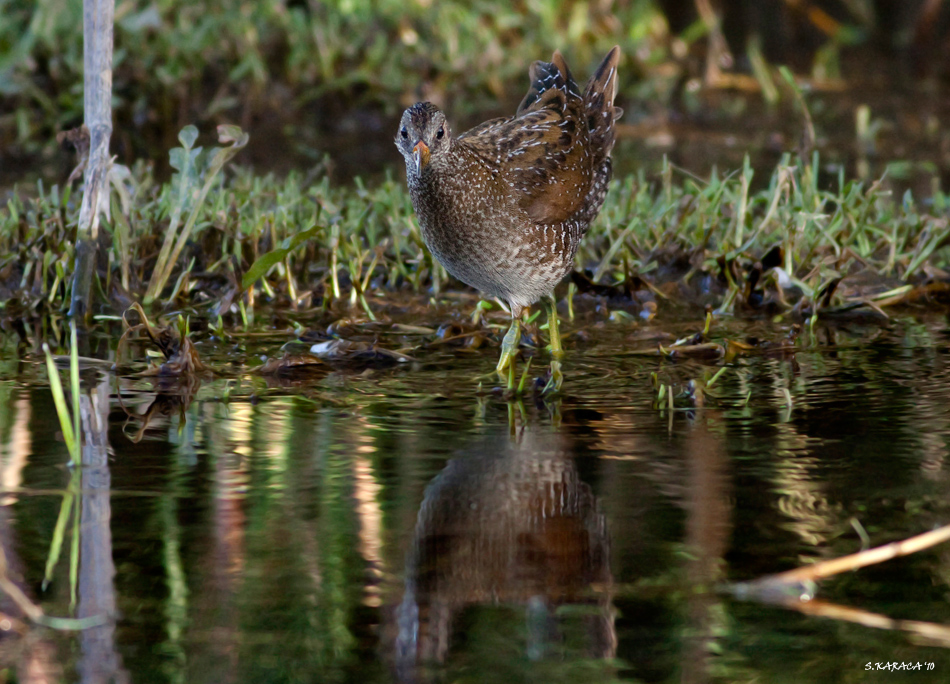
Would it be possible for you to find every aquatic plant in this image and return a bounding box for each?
[4,134,950,332]
[42,321,80,465]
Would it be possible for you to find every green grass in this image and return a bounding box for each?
[3,0,895,167]
[1,0,666,158]
[2,129,950,324]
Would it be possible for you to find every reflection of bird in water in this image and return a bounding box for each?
[394,430,613,679]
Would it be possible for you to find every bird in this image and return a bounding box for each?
[396,47,622,384]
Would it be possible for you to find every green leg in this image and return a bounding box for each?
[506,350,517,394]
[542,296,563,358]
[496,317,521,374]
[542,296,564,394]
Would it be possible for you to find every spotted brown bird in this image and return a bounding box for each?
[396,47,622,380]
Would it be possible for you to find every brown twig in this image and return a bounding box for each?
[0,518,108,632]
[732,523,950,607]
[768,523,950,585]
[0,545,44,623]
[792,599,950,648]
[69,0,115,323]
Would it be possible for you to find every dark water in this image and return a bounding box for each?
[1,312,950,683]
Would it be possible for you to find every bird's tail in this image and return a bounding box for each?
[583,46,622,160]
[516,50,583,115]
[575,47,622,232]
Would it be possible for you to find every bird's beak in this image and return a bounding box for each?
[412,141,430,174]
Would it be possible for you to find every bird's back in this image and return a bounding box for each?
[457,46,621,237]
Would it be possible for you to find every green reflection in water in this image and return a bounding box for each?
[1,316,950,682]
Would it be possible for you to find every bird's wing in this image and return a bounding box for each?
[458,50,596,226]
[508,52,591,224]
[506,99,592,225]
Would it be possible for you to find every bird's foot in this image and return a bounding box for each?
[542,359,563,395]
[496,318,521,374]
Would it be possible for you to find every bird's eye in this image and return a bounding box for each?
[401,128,408,139]
[437,127,444,139]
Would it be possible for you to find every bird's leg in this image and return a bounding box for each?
[496,315,521,375]
[540,296,564,394]
[506,348,518,394]
[542,295,563,358]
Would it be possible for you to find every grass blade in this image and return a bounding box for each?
[43,344,77,463]
[42,470,79,590]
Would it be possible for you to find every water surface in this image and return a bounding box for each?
[0,313,949,682]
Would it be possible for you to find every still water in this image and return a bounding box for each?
[0,312,949,683]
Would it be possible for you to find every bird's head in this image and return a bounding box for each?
[396,102,451,176]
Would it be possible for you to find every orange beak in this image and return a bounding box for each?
[412,141,430,174]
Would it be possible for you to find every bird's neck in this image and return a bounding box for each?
[407,151,467,233]
[408,150,450,196]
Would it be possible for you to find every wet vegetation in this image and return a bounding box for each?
[3,1,950,682]
[3,139,950,346]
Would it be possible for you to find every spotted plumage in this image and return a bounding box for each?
[395,47,622,319]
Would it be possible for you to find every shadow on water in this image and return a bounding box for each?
[1,313,950,681]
